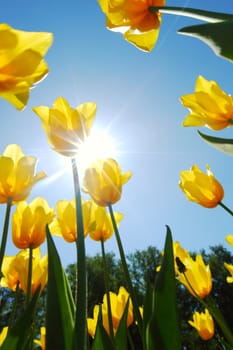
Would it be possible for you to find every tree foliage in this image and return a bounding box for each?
[1,244,233,349]
[65,244,233,349]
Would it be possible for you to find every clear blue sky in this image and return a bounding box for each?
[1,0,233,266]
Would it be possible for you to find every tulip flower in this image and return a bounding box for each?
[0,23,53,110]
[175,248,212,298]
[84,158,132,206]
[188,309,214,340]
[0,144,46,204]
[12,197,55,249]
[98,0,165,52]
[173,242,190,263]
[50,198,94,242]
[0,327,8,346]
[33,97,97,157]
[179,164,224,208]
[34,327,46,350]
[1,248,48,294]
[87,306,99,338]
[181,75,233,130]
[89,203,123,242]
[87,286,133,336]
[224,262,233,283]
[225,234,233,248]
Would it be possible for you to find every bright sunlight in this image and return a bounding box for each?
[76,127,117,175]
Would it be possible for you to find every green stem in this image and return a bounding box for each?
[8,281,20,329]
[71,157,87,350]
[149,6,233,23]
[100,239,115,343]
[183,272,233,347]
[219,202,233,217]
[206,295,233,348]
[26,245,33,305]
[108,204,142,335]
[0,198,12,277]
[127,330,136,350]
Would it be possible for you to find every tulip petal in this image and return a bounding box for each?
[124,28,160,52]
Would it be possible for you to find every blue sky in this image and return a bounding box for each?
[1,0,233,266]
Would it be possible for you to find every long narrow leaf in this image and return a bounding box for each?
[178,21,233,62]
[92,305,115,350]
[46,226,74,350]
[1,286,41,350]
[198,130,233,156]
[115,299,129,350]
[145,226,181,350]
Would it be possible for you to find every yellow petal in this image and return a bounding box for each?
[0,90,29,110]
[182,113,206,127]
[226,235,233,248]
[124,28,160,52]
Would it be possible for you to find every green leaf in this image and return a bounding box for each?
[178,20,233,62]
[46,226,75,350]
[115,299,129,350]
[198,130,233,156]
[145,226,181,350]
[1,287,41,350]
[92,305,115,350]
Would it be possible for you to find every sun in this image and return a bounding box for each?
[75,127,117,175]
[49,126,117,186]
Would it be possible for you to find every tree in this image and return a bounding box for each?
[2,244,233,348]
[66,252,125,316]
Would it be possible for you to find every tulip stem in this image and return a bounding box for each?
[206,295,233,347]
[108,204,142,335]
[26,245,33,305]
[127,330,136,350]
[71,157,87,350]
[8,281,20,329]
[219,202,233,217]
[149,6,233,23]
[100,239,115,343]
[0,198,12,277]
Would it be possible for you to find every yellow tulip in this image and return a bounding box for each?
[87,286,133,337]
[181,75,233,130]
[87,305,99,338]
[188,309,214,340]
[12,197,55,249]
[139,306,143,318]
[225,234,233,248]
[84,158,132,206]
[173,241,190,262]
[98,0,165,52]
[224,262,233,283]
[34,327,46,350]
[173,241,190,274]
[50,198,94,242]
[0,144,46,204]
[0,23,53,110]
[0,327,8,346]
[179,164,224,208]
[0,255,19,291]
[33,97,97,157]
[102,286,133,334]
[89,202,123,241]
[175,247,212,298]
[1,248,48,294]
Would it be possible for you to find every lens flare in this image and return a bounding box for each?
[76,127,116,175]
